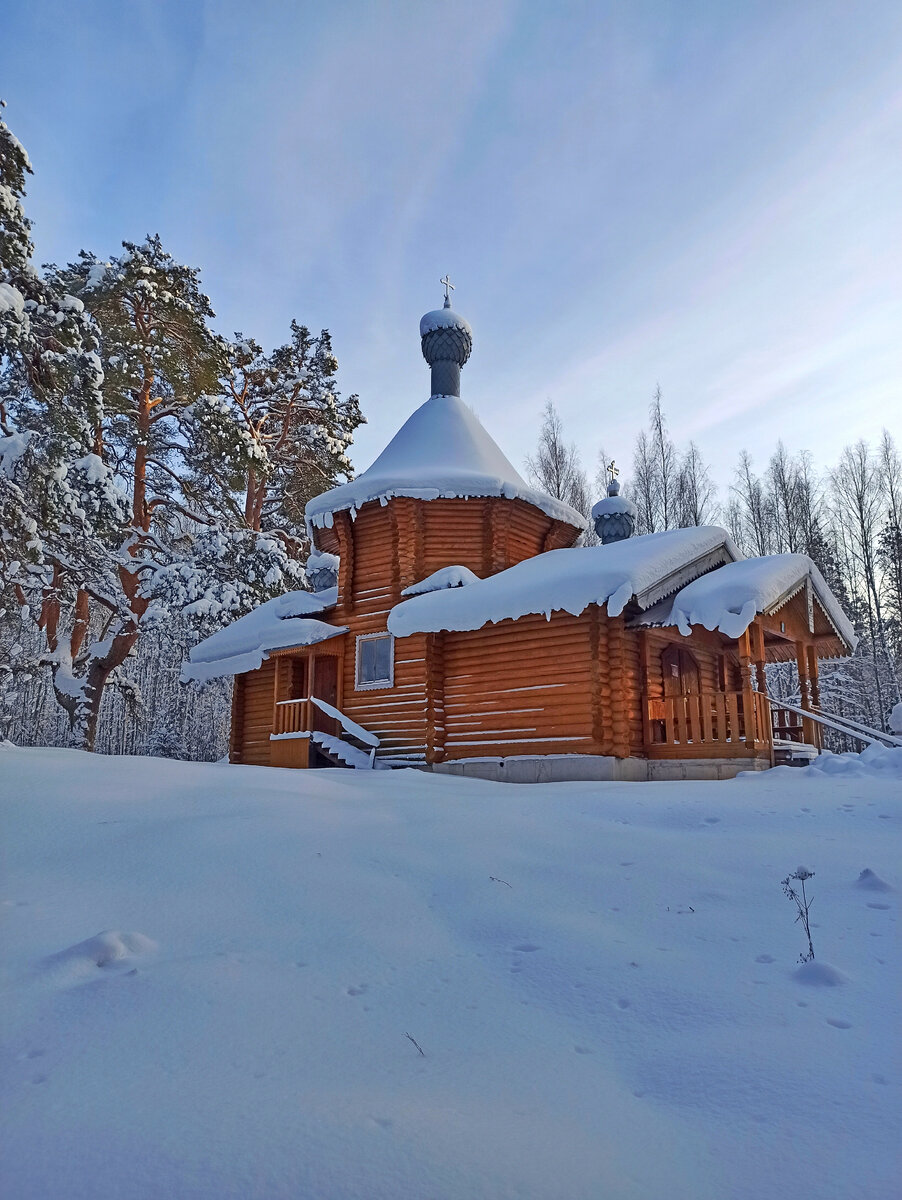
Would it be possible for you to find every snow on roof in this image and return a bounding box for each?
[645,553,857,649]
[591,494,638,519]
[401,565,481,597]
[181,588,344,682]
[419,307,473,337]
[388,527,738,637]
[305,394,587,531]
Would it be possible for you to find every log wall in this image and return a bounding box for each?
[317,494,583,762]
[230,659,277,766]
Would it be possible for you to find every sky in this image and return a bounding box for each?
[3,0,901,495]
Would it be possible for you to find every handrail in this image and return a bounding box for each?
[310,695,380,748]
[810,703,902,747]
[774,698,901,748]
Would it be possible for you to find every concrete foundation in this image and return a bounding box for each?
[431,754,772,783]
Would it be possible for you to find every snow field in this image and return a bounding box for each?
[0,746,898,1199]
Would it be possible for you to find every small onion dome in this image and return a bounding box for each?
[592,477,638,544]
[420,300,473,373]
[305,547,339,592]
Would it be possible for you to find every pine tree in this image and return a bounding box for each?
[212,322,364,548]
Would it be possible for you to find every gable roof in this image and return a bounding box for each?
[181,589,344,682]
[305,394,587,532]
[387,526,739,637]
[633,553,857,651]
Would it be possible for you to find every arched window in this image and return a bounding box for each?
[661,644,701,696]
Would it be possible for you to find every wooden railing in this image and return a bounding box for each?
[272,696,380,752]
[273,698,311,737]
[647,690,772,757]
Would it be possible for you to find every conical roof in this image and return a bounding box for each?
[306,394,587,531]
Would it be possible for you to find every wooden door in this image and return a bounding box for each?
[661,645,700,697]
[312,655,339,735]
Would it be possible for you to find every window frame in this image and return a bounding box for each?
[355,632,395,691]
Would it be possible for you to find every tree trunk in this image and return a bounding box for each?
[54,620,140,751]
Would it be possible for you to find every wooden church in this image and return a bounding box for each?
[184,288,857,781]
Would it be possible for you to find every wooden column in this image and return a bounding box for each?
[738,629,760,749]
[806,644,822,749]
[753,621,768,694]
[796,641,816,746]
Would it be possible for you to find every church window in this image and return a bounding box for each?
[356,633,394,690]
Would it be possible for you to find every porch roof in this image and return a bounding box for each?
[181,588,345,682]
[631,553,857,655]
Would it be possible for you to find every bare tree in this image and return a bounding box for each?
[676,441,717,526]
[650,386,678,530]
[630,428,659,535]
[729,451,774,556]
[831,441,901,718]
[877,430,902,658]
[526,400,592,518]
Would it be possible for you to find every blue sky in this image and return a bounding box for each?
[3,0,901,493]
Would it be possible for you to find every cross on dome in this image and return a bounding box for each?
[440,275,454,307]
[607,460,619,484]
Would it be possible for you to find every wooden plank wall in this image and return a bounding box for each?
[439,611,596,759]
[313,496,583,764]
[335,502,429,760]
[232,659,277,766]
[341,631,430,761]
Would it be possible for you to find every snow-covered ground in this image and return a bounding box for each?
[1,746,898,1200]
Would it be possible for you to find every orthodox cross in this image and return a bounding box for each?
[607,460,619,485]
[440,275,454,304]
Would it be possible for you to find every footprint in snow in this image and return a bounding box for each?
[826,1019,853,1029]
[512,943,540,953]
[755,954,775,964]
[346,984,368,996]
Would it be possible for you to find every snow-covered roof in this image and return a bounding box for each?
[181,588,344,682]
[401,565,481,597]
[591,494,638,519]
[305,394,588,532]
[634,553,857,650]
[388,527,738,637]
[419,306,473,337]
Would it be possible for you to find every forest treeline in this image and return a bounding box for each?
[2,102,900,758]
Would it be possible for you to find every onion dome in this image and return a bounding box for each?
[592,472,638,544]
[420,277,472,397]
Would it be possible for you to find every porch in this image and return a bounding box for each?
[270,693,380,769]
[640,620,823,762]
